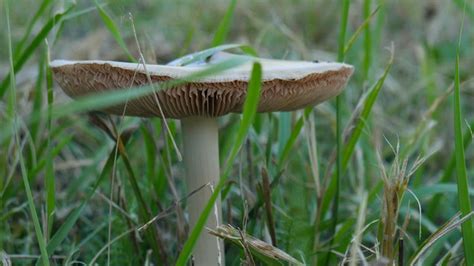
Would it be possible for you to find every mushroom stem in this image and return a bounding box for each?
[181,116,223,265]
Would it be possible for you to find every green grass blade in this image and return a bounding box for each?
[373,0,385,63]
[140,125,158,191]
[45,149,55,239]
[453,4,474,262]
[320,48,393,224]
[168,43,255,66]
[453,0,474,19]
[420,45,440,106]
[344,6,380,56]
[427,120,474,217]
[413,183,474,198]
[5,0,50,264]
[61,4,104,21]
[1,57,250,145]
[30,135,73,178]
[43,138,130,257]
[45,48,54,135]
[211,0,237,46]
[30,52,58,238]
[277,112,291,158]
[49,58,248,117]
[408,213,474,265]
[13,0,53,58]
[17,135,50,266]
[326,0,350,263]
[43,62,57,237]
[362,0,372,81]
[0,3,75,99]
[50,5,107,49]
[93,0,135,62]
[342,53,393,170]
[118,139,167,262]
[278,108,312,167]
[30,48,46,144]
[337,0,350,62]
[176,62,262,265]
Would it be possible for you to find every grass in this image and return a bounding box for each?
[1,0,474,265]
[453,4,474,264]
[93,0,135,62]
[5,0,51,265]
[326,0,350,264]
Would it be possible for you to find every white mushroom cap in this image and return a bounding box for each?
[50,53,353,118]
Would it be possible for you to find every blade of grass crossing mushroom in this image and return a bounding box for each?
[5,1,50,264]
[211,0,238,46]
[93,0,135,62]
[1,57,250,145]
[453,5,474,263]
[0,56,250,145]
[0,2,75,98]
[50,57,249,119]
[176,63,262,265]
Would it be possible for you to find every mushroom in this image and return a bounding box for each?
[50,52,353,265]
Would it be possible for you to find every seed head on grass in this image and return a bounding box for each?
[377,141,426,264]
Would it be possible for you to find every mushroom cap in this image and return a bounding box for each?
[50,53,353,119]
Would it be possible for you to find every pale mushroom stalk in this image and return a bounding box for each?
[50,52,353,265]
[181,116,223,265]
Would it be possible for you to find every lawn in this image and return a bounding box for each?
[1,0,474,265]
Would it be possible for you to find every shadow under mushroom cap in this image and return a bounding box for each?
[50,57,354,119]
